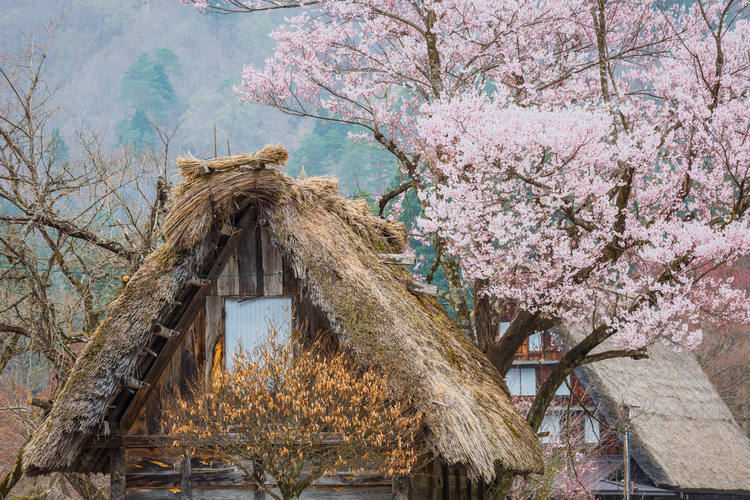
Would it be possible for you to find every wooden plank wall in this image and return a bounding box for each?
[513,331,564,362]
[125,222,293,436]
[123,459,483,499]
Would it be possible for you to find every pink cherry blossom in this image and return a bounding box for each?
[190,0,750,352]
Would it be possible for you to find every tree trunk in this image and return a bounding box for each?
[0,445,24,499]
[486,470,515,500]
[473,280,500,359]
[63,473,106,500]
[392,474,410,500]
[440,252,473,340]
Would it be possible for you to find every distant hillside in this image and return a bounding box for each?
[0,0,397,196]
[0,0,307,162]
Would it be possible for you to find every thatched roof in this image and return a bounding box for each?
[24,147,543,480]
[564,326,750,493]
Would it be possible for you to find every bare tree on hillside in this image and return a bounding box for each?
[0,24,172,498]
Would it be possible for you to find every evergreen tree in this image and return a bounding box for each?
[117,48,182,148]
[291,120,395,196]
[117,109,156,149]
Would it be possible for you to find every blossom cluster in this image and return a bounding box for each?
[196,0,750,349]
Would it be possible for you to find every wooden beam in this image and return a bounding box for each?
[218,222,236,236]
[123,377,149,390]
[392,474,410,500]
[216,250,240,296]
[430,459,441,500]
[260,226,283,295]
[205,295,224,379]
[378,253,416,266]
[91,432,350,449]
[29,397,52,411]
[407,281,439,296]
[110,446,126,500]
[118,208,258,431]
[153,323,179,339]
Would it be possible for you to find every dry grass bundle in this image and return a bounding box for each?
[161,168,293,252]
[267,190,543,480]
[177,144,288,179]
[565,325,750,491]
[162,156,406,255]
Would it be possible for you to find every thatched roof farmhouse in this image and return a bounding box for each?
[564,326,750,498]
[23,146,543,498]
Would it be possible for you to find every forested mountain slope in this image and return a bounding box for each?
[0,0,396,195]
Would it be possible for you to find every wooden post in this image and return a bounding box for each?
[205,295,224,379]
[180,452,192,499]
[378,253,417,265]
[430,459,441,500]
[109,446,126,500]
[407,281,439,296]
[455,467,464,500]
[442,463,450,500]
[260,227,283,296]
[392,474,410,500]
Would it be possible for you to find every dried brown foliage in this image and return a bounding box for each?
[166,333,423,500]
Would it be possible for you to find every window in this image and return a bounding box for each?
[555,374,571,396]
[539,415,560,443]
[498,321,510,340]
[528,332,542,351]
[584,416,600,444]
[506,367,536,396]
[506,367,520,394]
[225,297,292,370]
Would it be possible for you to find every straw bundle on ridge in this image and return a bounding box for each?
[176,144,288,179]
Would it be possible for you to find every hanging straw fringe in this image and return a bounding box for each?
[176,144,289,179]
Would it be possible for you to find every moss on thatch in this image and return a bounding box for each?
[23,146,543,480]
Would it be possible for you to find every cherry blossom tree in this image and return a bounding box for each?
[183,0,750,491]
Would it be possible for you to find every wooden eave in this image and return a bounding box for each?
[80,207,258,471]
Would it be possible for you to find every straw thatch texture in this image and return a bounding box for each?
[24,148,543,479]
[23,242,212,475]
[266,179,543,480]
[563,325,750,493]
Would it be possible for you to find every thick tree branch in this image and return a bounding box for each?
[581,347,649,365]
[378,179,416,216]
[0,215,136,260]
[493,310,555,375]
[0,323,31,338]
[0,445,24,499]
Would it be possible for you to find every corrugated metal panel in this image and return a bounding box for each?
[225,297,291,370]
